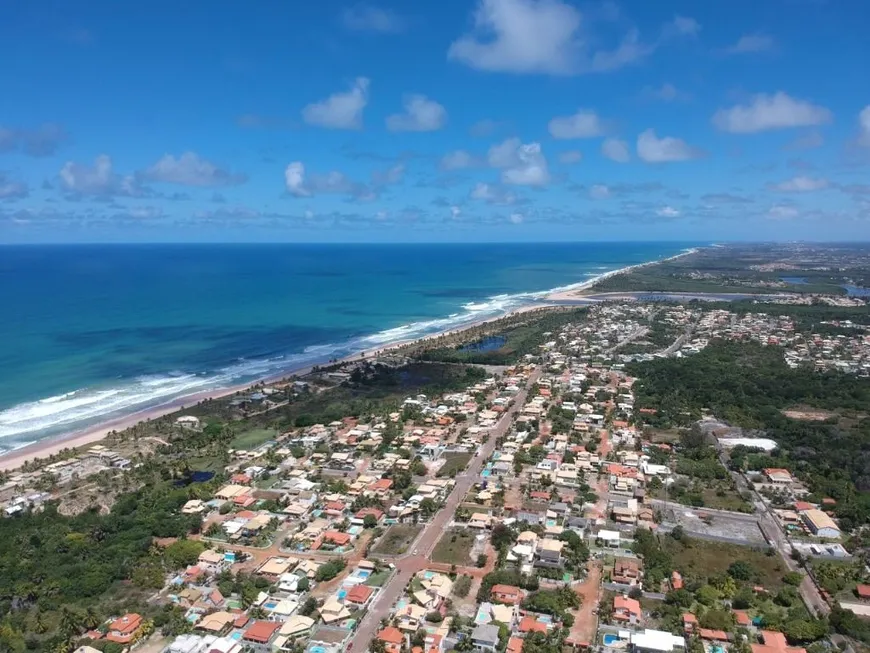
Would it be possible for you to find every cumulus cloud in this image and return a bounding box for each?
[859,105,870,147]
[371,163,405,186]
[341,4,404,33]
[302,77,370,130]
[637,128,702,163]
[589,184,611,199]
[559,150,583,164]
[601,138,630,163]
[769,176,829,192]
[469,182,518,205]
[59,155,144,197]
[284,161,388,201]
[386,95,447,132]
[668,15,701,37]
[712,92,832,133]
[0,123,68,157]
[548,109,606,139]
[655,205,680,217]
[440,150,479,170]
[0,174,28,199]
[509,212,524,224]
[487,138,549,185]
[143,152,246,187]
[768,205,799,220]
[725,34,774,54]
[284,162,311,197]
[450,205,462,219]
[470,119,503,137]
[644,83,689,102]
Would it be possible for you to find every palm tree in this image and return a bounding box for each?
[59,607,83,640]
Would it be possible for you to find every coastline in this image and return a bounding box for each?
[0,247,701,473]
[545,247,699,301]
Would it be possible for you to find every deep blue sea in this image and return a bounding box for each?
[0,242,696,452]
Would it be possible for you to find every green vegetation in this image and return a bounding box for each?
[452,575,472,598]
[229,427,278,450]
[431,528,475,565]
[363,569,391,587]
[409,308,587,365]
[315,559,346,582]
[522,586,580,620]
[477,569,539,602]
[630,340,870,529]
[437,452,472,478]
[809,560,868,598]
[370,524,422,556]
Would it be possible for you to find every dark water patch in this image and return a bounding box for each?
[459,335,507,352]
[296,270,351,278]
[174,470,215,486]
[843,285,870,297]
[418,287,508,299]
[781,276,808,284]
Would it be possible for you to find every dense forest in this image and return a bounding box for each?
[629,340,870,529]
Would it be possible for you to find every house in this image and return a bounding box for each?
[734,611,752,628]
[670,571,683,591]
[378,627,404,653]
[751,631,806,653]
[699,630,729,643]
[631,629,685,653]
[197,611,236,634]
[345,584,375,607]
[469,513,493,529]
[800,509,841,539]
[319,597,351,624]
[682,613,697,635]
[491,584,523,605]
[471,624,501,652]
[613,558,642,586]
[277,614,315,639]
[614,595,642,625]
[398,604,428,631]
[763,468,793,485]
[106,614,143,644]
[198,549,226,573]
[536,538,564,565]
[518,616,548,634]
[856,584,870,600]
[242,621,280,653]
[321,531,352,547]
[597,529,621,548]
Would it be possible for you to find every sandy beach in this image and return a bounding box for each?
[0,302,556,473]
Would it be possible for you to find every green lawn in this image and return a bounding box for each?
[230,428,278,450]
[370,524,423,556]
[364,569,392,587]
[437,452,473,478]
[431,528,476,565]
[664,537,786,590]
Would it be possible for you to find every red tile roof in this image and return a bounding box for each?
[323,531,351,545]
[378,627,404,644]
[243,621,280,644]
[519,616,548,633]
[346,584,374,604]
[857,584,870,599]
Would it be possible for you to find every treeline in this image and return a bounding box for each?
[629,340,870,529]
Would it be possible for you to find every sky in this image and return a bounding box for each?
[1,0,869,243]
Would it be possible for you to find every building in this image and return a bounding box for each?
[490,584,523,605]
[614,596,642,625]
[471,624,501,652]
[105,614,143,644]
[612,558,642,586]
[242,621,280,653]
[631,629,685,653]
[800,509,841,539]
[763,468,793,485]
[751,630,807,653]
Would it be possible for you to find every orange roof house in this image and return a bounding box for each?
[856,584,870,599]
[346,584,374,605]
[106,614,143,644]
[734,611,752,627]
[682,613,697,634]
[699,629,729,642]
[671,570,684,590]
[243,621,280,645]
[507,637,524,653]
[322,531,351,546]
[613,596,642,624]
[491,584,523,605]
[378,627,404,653]
[752,631,806,653]
[369,478,394,492]
[518,616,548,634]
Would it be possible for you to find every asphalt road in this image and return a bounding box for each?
[348,368,542,651]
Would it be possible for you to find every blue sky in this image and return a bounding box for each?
[1,0,869,243]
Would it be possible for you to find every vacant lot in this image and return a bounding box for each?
[663,537,786,590]
[230,427,278,450]
[371,524,422,556]
[432,528,476,565]
[437,452,473,478]
[364,569,392,587]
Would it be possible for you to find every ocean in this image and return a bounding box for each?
[0,242,695,452]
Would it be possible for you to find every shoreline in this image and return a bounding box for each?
[0,247,700,472]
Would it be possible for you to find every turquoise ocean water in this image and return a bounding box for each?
[0,242,696,452]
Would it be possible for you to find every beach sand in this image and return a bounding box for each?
[0,302,556,472]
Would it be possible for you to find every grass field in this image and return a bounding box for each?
[365,569,392,587]
[663,537,786,590]
[371,524,422,556]
[437,452,473,478]
[431,528,476,565]
[230,428,278,450]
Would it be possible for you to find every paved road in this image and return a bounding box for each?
[349,368,543,651]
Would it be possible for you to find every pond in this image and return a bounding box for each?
[173,470,215,486]
[459,335,506,352]
[843,285,870,297]
[780,276,808,284]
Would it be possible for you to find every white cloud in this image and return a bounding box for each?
[655,206,680,217]
[450,205,462,219]
[470,182,517,205]
[371,163,405,185]
[341,4,404,33]
[637,128,701,163]
[386,95,447,132]
[548,109,606,139]
[302,77,370,130]
[669,15,700,36]
[509,212,524,224]
[488,139,550,186]
[645,83,689,102]
[601,138,630,163]
[588,29,653,73]
[769,176,829,192]
[143,152,246,187]
[285,162,310,197]
[768,205,799,220]
[859,105,870,147]
[559,150,583,164]
[589,184,610,199]
[712,92,832,133]
[447,0,583,75]
[0,174,28,199]
[59,154,143,197]
[470,119,502,137]
[441,150,479,170]
[725,34,774,54]
[0,123,68,157]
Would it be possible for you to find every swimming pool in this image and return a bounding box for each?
[424,571,435,579]
[338,590,347,600]
[263,600,278,610]
[354,570,371,579]
[711,646,725,653]
[310,646,327,653]
[482,470,491,477]
[230,633,242,641]
[603,634,620,646]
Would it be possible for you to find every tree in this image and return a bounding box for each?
[782,572,804,586]
[297,576,310,592]
[363,514,378,528]
[727,560,755,581]
[476,554,488,568]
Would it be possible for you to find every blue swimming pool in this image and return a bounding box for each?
[355,570,371,579]
[338,590,347,599]
[311,646,327,653]
[263,600,278,610]
[230,633,242,641]
[482,470,491,477]
[603,634,620,646]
